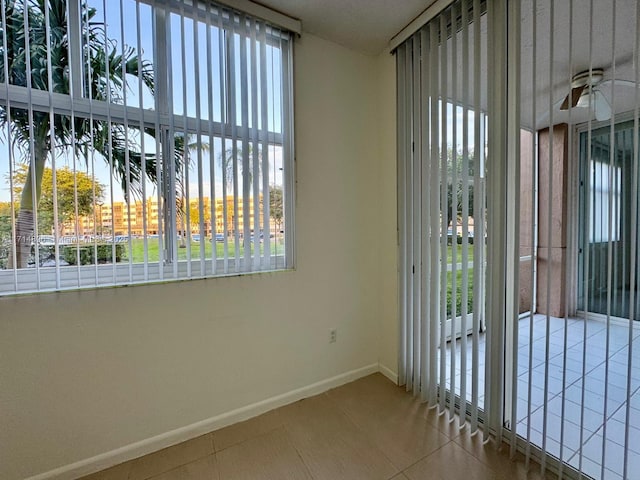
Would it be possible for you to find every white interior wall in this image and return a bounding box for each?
[376,50,399,380]
[0,32,399,480]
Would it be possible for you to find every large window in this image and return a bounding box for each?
[0,0,294,294]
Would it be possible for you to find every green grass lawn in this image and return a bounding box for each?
[446,243,475,264]
[127,237,284,263]
[447,268,474,317]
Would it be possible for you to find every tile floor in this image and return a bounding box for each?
[445,314,640,480]
[80,373,555,480]
[517,315,640,480]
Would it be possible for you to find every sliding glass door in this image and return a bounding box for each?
[578,121,639,320]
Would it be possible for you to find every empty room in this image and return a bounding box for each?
[2,1,639,479]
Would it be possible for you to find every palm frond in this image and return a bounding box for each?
[0,0,159,200]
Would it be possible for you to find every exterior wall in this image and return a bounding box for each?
[0,33,394,480]
[536,124,569,317]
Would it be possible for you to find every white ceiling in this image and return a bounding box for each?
[255,0,639,129]
[253,0,438,56]
[521,0,640,129]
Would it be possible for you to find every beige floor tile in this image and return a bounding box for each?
[146,455,218,480]
[327,374,421,420]
[281,394,399,480]
[453,432,557,480]
[278,394,357,434]
[404,442,500,480]
[215,427,312,480]
[364,413,451,470]
[128,434,214,480]
[327,373,465,441]
[212,409,283,451]
[327,374,451,470]
[77,375,560,480]
[77,461,132,480]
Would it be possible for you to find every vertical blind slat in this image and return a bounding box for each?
[411,35,420,395]
[419,26,431,403]
[399,41,408,388]
[249,19,260,271]
[622,5,640,479]
[136,0,150,281]
[217,10,230,273]
[449,1,458,420]
[428,19,440,408]
[600,4,618,477]
[192,16,206,275]
[438,12,448,413]
[258,22,271,268]
[576,2,595,474]
[1,0,18,287]
[470,0,482,433]
[206,4,217,275]
[506,0,521,455]
[524,0,538,467]
[239,15,251,272]
[459,0,470,422]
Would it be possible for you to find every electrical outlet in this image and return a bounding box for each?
[329,328,337,343]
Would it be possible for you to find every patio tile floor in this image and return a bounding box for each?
[444,314,640,479]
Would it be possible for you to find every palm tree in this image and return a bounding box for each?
[0,0,175,267]
[446,148,476,231]
[218,145,262,238]
[219,145,261,196]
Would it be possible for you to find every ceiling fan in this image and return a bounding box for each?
[558,68,639,122]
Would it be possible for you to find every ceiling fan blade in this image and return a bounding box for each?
[600,79,639,89]
[560,84,587,110]
[594,90,612,121]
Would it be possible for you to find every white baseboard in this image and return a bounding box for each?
[378,363,399,384]
[25,363,379,480]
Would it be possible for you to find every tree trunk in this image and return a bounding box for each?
[179,213,186,248]
[11,209,35,268]
[8,145,47,269]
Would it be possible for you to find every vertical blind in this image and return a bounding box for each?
[0,0,294,295]
[398,0,640,478]
[397,0,489,432]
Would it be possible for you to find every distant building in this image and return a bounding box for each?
[63,195,275,239]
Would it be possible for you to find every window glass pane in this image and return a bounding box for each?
[0,1,155,105]
[0,105,169,267]
[86,0,154,108]
[266,44,283,134]
[268,143,285,256]
[210,23,223,123]
[0,1,57,92]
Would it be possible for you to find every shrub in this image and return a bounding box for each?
[61,244,127,265]
[1,242,127,268]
